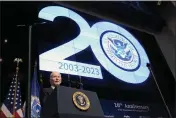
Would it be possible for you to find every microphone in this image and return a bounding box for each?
[79,76,83,89]
[146,63,172,118]
[67,74,71,87]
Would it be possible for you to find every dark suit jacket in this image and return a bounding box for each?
[40,87,54,107]
[40,87,60,118]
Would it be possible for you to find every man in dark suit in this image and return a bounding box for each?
[40,71,62,107]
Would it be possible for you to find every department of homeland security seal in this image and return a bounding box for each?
[100,30,141,71]
[31,96,41,117]
[72,92,90,111]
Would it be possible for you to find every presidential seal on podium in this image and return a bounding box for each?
[72,91,90,111]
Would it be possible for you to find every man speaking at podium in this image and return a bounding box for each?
[39,71,104,118]
[40,71,62,107]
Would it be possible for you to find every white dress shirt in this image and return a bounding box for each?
[51,86,55,90]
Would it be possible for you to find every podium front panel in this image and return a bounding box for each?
[56,86,104,118]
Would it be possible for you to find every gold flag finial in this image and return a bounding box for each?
[14,58,22,64]
[14,58,23,77]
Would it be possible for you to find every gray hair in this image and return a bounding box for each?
[50,71,61,79]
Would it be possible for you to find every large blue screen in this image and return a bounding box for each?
[38,6,150,84]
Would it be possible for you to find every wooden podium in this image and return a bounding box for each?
[40,86,104,118]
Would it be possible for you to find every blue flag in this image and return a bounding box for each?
[31,67,41,117]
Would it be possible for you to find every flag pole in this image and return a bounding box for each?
[12,58,22,117]
[0,29,1,107]
[26,25,32,118]
[34,61,37,97]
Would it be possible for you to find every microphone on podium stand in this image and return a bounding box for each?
[146,63,172,118]
[79,76,83,89]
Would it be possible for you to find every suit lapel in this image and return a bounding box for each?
[48,87,54,95]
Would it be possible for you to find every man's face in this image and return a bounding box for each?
[50,72,62,86]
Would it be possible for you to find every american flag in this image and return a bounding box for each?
[0,76,24,118]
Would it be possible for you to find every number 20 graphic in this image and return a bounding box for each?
[38,6,150,84]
